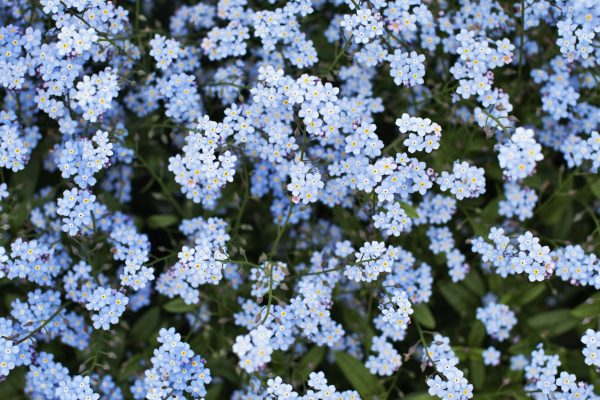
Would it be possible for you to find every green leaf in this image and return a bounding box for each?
[163,298,198,313]
[542,196,569,228]
[295,346,325,382]
[590,179,600,199]
[131,307,161,341]
[334,351,385,399]
[0,368,23,396]
[205,383,223,400]
[438,282,478,316]
[451,346,470,362]
[480,198,500,223]
[402,393,435,400]
[10,155,41,199]
[400,201,419,219]
[148,214,179,229]
[571,294,600,319]
[508,334,538,355]
[468,321,486,347]
[528,309,579,337]
[463,270,486,297]
[4,293,18,309]
[514,284,546,306]
[9,156,41,230]
[207,358,239,384]
[340,305,374,349]
[413,303,436,329]
[470,357,485,389]
[332,207,364,236]
[119,353,146,377]
[553,202,574,240]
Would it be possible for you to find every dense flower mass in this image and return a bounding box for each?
[0,0,599,399]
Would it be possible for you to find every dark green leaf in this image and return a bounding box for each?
[340,305,374,349]
[295,346,325,382]
[508,334,538,355]
[119,352,147,378]
[438,282,478,316]
[0,368,23,396]
[9,156,41,230]
[402,393,435,400]
[163,298,198,313]
[413,303,436,329]
[400,201,419,219]
[207,358,239,384]
[468,321,486,347]
[10,155,41,199]
[590,179,600,199]
[148,214,179,229]
[332,207,364,236]
[131,307,161,341]
[470,357,485,389]
[463,270,486,297]
[571,294,600,319]
[334,351,385,399]
[205,383,223,400]
[528,309,578,337]
[514,284,546,306]
[480,198,500,224]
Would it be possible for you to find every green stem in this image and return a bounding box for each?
[12,302,70,344]
[518,0,526,80]
[135,152,186,217]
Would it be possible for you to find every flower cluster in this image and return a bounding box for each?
[56,188,98,236]
[233,325,274,373]
[366,335,403,377]
[341,9,384,45]
[437,161,486,200]
[499,183,538,221]
[582,329,600,368]
[0,116,40,172]
[157,216,231,304]
[139,327,212,399]
[85,287,129,330]
[472,228,553,282]
[524,344,597,398]
[396,113,442,153]
[344,241,392,282]
[73,69,120,123]
[55,130,114,189]
[0,0,599,398]
[476,301,517,341]
[169,115,238,207]
[482,346,501,366]
[551,245,599,289]
[497,127,544,182]
[265,371,360,399]
[202,22,249,61]
[425,334,474,400]
[376,290,413,341]
[427,227,470,282]
[26,352,101,399]
[249,261,287,297]
[388,50,426,87]
[149,34,182,70]
[288,161,324,204]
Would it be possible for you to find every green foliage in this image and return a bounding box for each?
[163,298,198,313]
[334,352,386,399]
[413,304,436,330]
[1,0,599,399]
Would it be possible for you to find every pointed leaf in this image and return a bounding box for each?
[413,303,436,329]
[334,351,385,398]
[163,298,198,313]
